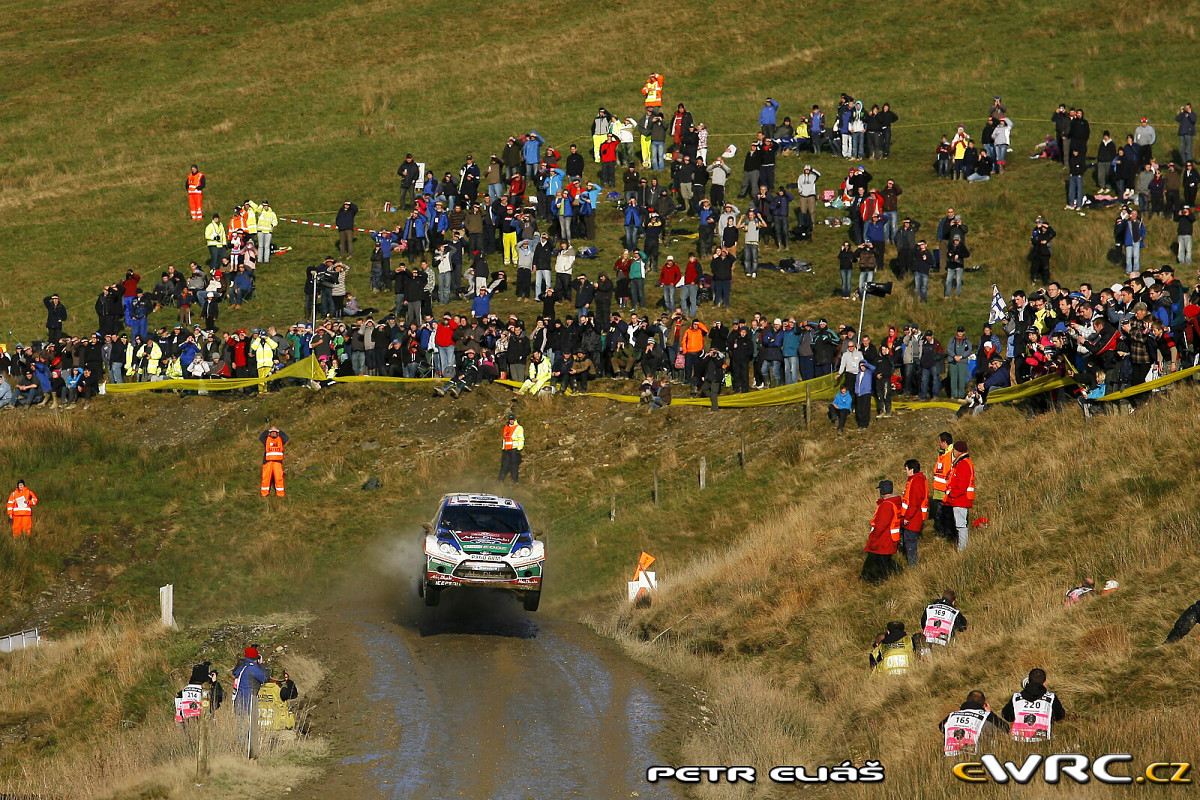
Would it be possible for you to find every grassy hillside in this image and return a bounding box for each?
[4,1,1200,798]
[604,390,1200,799]
[3,2,1200,346]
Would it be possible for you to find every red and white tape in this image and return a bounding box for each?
[283,217,378,233]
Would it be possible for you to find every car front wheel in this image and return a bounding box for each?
[522,591,540,612]
[424,583,441,606]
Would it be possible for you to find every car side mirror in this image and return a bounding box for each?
[422,522,433,534]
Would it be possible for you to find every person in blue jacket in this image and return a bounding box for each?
[523,131,545,180]
[624,199,643,249]
[759,98,779,138]
[829,385,853,434]
[780,319,801,384]
[232,646,270,716]
[853,360,877,429]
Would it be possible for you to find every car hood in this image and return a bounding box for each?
[447,530,522,555]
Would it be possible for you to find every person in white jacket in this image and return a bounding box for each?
[991,117,1013,173]
[796,165,821,224]
[553,241,576,295]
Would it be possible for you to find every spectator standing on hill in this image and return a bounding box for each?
[898,459,928,566]
[946,326,972,398]
[861,480,902,584]
[1051,104,1070,163]
[1115,208,1146,275]
[1178,103,1197,164]
[1177,204,1194,264]
[232,647,269,716]
[1134,117,1156,165]
[336,201,358,258]
[1028,216,1056,284]
[43,295,67,345]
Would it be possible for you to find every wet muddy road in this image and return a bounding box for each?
[296,578,681,800]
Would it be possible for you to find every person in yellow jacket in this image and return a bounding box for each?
[250,332,278,393]
[165,357,183,380]
[123,337,138,382]
[517,351,552,395]
[138,339,164,381]
[205,214,228,271]
[7,479,38,537]
[248,201,278,263]
[499,413,525,483]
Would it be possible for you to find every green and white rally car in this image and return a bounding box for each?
[420,493,544,612]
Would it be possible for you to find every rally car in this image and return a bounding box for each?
[420,493,544,611]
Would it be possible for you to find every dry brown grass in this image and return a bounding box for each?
[602,388,1200,797]
[0,613,324,800]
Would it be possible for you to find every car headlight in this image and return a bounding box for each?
[438,541,458,556]
[514,546,532,558]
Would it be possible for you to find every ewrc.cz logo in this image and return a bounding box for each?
[953,755,1192,785]
[647,762,885,784]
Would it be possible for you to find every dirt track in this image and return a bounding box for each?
[292,538,682,800]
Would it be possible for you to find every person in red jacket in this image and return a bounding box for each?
[944,441,976,551]
[862,480,902,584]
[659,255,682,313]
[899,459,929,567]
[434,313,459,377]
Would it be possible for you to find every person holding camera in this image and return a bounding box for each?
[1115,207,1147,275]
[1028,217,1056,284]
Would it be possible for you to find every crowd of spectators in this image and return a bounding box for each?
[5,95,1200,420]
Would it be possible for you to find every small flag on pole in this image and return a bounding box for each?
[634,552,656,579]
[989,284,1006,324]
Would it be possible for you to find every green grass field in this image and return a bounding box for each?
[4,2,1200,798]
[4,1,1200,348]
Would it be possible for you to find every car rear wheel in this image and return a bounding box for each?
[522,591,540,612]
[424,583,441,607]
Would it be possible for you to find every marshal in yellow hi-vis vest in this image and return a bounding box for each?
[871,637,914,676]
[256,682,295,730]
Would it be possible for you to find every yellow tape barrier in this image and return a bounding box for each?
[1097,363,1200,402]
[103,355,1198,409]
[104,356,328,393]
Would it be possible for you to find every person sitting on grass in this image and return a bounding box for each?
[649,377,672,409]
[433,346,481,398]
[566,350,595,394]
[828,385,853,434]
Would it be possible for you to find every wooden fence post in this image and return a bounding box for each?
[609,494,616,523]
[805,385,812,430]
[739,435,746,468]
[699,457,707,490]
[653,469,659,506]
[195,698,210,783]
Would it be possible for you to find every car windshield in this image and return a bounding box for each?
[440,506,530,534]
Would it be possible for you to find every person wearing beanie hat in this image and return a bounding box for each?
[231,645,269,716]
[499,412,525,483]
[944,441,975,551]
[862,479,902,584]
[6,479,38,537]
